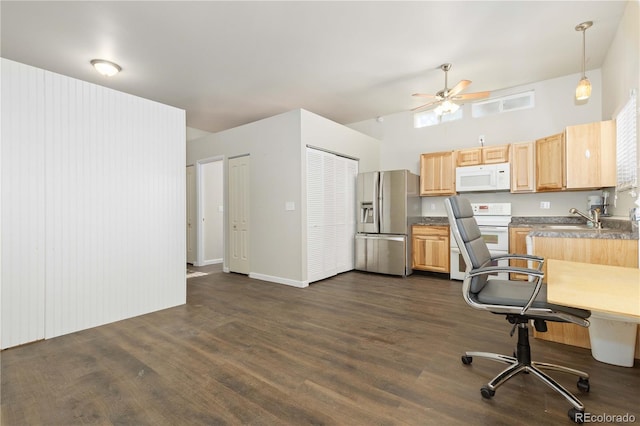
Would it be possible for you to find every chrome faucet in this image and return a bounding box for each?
[569,207,602,229]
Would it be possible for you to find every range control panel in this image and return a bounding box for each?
[471,203,512,216]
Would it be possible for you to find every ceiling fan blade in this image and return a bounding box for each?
[447,80,471,97]
[412,93,437,98]
[411,100,439,111]
[453,91,490,100]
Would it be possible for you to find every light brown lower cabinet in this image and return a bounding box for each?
[412,225,450,273]
[508,226,531,280]
[532,236,640,359]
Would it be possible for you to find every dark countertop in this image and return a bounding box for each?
[411,216,449,226]
[511,216,638,240]
[413,215,639,240]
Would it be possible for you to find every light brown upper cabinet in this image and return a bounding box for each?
[536,133,566,191]
[456,145,510,167]
[510,141,536,193]
[565,120,616,189]
[420,151,456,196]
[456,148,482,167]
[536,120,616,192]
[482,145,510,164]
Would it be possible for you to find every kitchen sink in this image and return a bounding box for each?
[540,224,592,230]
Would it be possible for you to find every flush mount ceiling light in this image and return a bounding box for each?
[90,59,121,77]
[575,21,593,101]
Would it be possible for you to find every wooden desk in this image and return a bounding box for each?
[546,259,640,366]
[546,259,640,321]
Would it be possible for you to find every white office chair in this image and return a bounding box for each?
[445,196,591,423]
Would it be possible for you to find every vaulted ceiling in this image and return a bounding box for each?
[1,1,628,133]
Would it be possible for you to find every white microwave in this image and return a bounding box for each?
[455,162,510,192]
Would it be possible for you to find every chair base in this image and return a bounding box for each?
[462,323,590,422]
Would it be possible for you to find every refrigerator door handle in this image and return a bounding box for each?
[378,171,384,233]
[373,171,380,233]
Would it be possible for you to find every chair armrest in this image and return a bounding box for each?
[490,254,544,272]
[520,276,544,314]
[467,265,545,315]
[467,265,544,279]
[490,253,544,264]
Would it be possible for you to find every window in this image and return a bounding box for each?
[615,89,638,191]
[472,90,535,118]
[414,108,463,128]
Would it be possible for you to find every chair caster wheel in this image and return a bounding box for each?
[568,407,584,423]
[480,386,495,399]
[461,355,472,365]
[577,377,590,392]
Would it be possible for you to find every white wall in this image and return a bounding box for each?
[300,109,380,173]
[188,109,303,284]
[1,59,186,349]
[187,126,212,142]
[186,109,379,285]
[602,0,640,217]
[348,71,610,217]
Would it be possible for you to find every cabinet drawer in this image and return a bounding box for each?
[412,225,449,237]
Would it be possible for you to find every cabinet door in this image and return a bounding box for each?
[420,151,456,196]
[535,133,565,191]
[456,148,482,167]
[508,227,531,280]
[510,141,535,193]
[482,145,510,164]
[412,226,450,272]
[565,120,616,189]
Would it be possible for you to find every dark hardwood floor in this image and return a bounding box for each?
[2,266,639,425]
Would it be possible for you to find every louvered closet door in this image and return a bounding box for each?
[335,156,358,273]
[306,148,326,283]
[306,148,358,283]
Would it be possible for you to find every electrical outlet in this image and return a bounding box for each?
[540,201,551,209]
[430,203,436,211]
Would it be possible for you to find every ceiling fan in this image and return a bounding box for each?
[411,63,490,114]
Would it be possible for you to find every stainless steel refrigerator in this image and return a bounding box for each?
[355,170,420,276]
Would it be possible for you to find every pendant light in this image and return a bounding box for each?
[575,21,593,101]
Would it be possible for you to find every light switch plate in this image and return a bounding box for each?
[285,202,295,211]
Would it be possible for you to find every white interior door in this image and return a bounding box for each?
[336,156,358,273]
[186,165,196,264]
[228,155,250,274]
[306,148,325,283]
[201,160,224,264]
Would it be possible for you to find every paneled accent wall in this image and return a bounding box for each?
[1,59,47,347]
[1,59,186,349]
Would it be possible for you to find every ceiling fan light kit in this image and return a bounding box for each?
[575,21,593,101]
[90,59,122,77]
[434,100,459,116]
[411,63,489,114]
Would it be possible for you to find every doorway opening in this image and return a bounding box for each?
[188,156,224,266]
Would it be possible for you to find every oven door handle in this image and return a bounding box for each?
[479,226,508,232]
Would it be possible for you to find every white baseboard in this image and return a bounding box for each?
[223,266,230,273]
[202,258,223,266]
[249,273,308,288]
